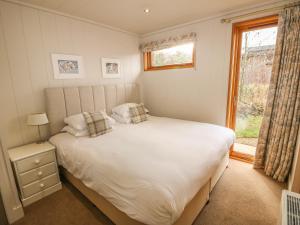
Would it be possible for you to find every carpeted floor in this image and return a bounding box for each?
[13,159,286,225]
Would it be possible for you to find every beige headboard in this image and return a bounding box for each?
[45,83,140,135]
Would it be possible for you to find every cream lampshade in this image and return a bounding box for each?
[27,113,49,143]
[27,113,49,126]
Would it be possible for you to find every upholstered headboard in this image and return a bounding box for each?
[45,83,140,135]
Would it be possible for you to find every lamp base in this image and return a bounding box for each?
[36,125,46,144]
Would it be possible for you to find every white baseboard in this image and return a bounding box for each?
[8,204,24,224]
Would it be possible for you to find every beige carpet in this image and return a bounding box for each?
[13,159,286,225]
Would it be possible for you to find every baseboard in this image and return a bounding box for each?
[7,204,24,224]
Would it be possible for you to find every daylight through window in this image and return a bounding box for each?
[144,42,195,71]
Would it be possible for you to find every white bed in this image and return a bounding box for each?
[50,116,234,225]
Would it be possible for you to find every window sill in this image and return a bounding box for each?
[144,63,194,71]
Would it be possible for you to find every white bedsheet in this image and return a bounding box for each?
[50,116,235,225]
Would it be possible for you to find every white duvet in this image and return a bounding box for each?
[50,116,235,225]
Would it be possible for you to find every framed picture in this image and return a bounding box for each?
[51,54,84,79]
[101,58,121,78]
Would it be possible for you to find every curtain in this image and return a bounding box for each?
[254,3,300,182]
[139,32,197,52]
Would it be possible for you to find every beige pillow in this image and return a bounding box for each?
[83,112,112,137]
[129,103,148,124]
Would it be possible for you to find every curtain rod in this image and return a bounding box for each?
[220,5,284,23]
[221,1,300,23]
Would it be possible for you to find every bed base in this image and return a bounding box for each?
[60,152,229,225]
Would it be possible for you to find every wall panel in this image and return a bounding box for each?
[0,6,23,147]
[0,2,37,143]
[21,7,48,113]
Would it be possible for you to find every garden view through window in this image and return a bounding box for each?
[151,42,194,66]
[144,42,194,70]
[234,26,278,156]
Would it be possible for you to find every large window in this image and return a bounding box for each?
[144,42,195,71]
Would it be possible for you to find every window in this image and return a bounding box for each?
[144,42,195,71]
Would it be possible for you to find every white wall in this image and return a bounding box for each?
[141,18,232,126]
[0,1,141,148]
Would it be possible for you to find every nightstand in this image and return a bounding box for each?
[8,142,62,206]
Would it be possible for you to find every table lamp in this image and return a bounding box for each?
[27,113,49,143]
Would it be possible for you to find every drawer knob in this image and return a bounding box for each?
[35,159,40,165]
[40,183,45,188]
[37,171,43,176]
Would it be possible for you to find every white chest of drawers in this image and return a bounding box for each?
[8,142,62,206]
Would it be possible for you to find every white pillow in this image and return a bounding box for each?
[61,126,89,137]
[64,113,87,130]
[112,103,137,118]
[111,113,132,124]
[101,111,116,125]
[64,112,116,130]
[112,103,149,118]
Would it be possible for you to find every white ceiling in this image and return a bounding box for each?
[17,0,273,34]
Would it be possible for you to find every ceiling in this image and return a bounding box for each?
[17,0,273,34]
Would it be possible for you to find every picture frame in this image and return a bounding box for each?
[51,54,84,79]
[101,58,121,78]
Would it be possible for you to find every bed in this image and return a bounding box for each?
[45,84,235,225]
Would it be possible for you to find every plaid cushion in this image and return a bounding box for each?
[129,103,148,124]
[83,112,112,137]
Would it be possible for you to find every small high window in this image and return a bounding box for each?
[144,42,195,71]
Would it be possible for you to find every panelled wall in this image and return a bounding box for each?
[0,1,141,148]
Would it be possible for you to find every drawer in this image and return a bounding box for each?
[22,173,59,198]
[16,151,55,173]
[22,183,62,207]
[19,162,57,186]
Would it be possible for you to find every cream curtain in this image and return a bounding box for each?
[254,3,300,182]
[139,32,197,52]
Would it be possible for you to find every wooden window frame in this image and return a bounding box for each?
[226,15,278,163]
[143,45,195,71]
